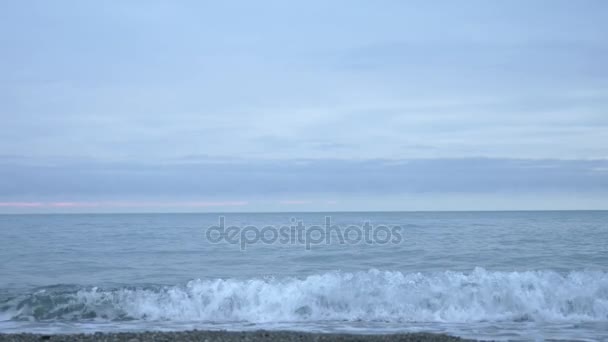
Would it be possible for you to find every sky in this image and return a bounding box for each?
[1,0,607,212]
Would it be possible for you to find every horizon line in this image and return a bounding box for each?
[1,209,608,215]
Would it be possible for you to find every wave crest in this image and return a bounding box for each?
[3,268,608,323]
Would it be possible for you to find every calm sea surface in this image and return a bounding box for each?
[1,211,607,341]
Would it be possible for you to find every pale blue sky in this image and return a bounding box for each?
[1,1,607,212]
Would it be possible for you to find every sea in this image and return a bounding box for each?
[0,211,607,341]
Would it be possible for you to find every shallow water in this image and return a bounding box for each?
[1,211,607,341]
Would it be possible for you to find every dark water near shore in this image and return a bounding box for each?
[1,211,607,341]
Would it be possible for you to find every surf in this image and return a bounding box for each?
[2,268,607,324]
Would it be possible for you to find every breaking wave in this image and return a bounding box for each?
[2,268,608,323]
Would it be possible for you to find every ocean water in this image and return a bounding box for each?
[1,211,607,341]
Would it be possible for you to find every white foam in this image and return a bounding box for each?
[7,268,608,323]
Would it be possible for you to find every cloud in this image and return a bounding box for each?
[1,157,607,201]
[1,1,607,162]
[1,156,606,212]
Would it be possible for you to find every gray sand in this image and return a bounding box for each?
[0,330,479,342]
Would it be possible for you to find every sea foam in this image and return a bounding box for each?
[4,268,608,323]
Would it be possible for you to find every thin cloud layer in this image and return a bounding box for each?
[1,157,607,211]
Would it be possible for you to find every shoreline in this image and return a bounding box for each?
[0,330,478,342]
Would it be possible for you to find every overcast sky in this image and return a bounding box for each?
[1,0,607,212]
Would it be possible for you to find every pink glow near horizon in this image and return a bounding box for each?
[0,200,338,208]
[51,202,101,207]
[0,201,249,208]
[0,202,44,207]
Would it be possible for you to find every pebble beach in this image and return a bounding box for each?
[0,330,476,342]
